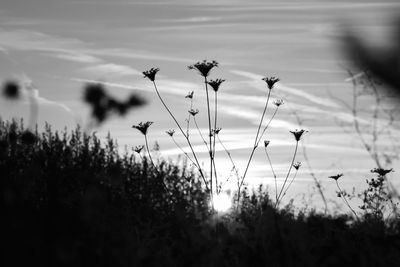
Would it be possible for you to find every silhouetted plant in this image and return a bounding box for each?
[143,62,296,212]
[132,121,156,169]
[360,168,398,221]
[329,173,359,220]
[188,60,220,199]
[238,75,281,202]
[142,67,209,193]
[275,129,307,207]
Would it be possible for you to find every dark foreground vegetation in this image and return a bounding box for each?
[2,120,400,267]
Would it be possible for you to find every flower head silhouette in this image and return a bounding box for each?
[185,91,194,99]
[329,173,343,181]
[371,168,393,176]
[290,129,307,142]
[132,121,153,135]
[264,140,270,148]
[188,109,199,116]
[143,68,160,82]
[188,60,218,77]
[273,99,284,107]
[262,77,280,90]
[212,127,222,135]
[133,145,144,154]
[293,162,302,170]
[166,129,175,137]
[207,79,225,92]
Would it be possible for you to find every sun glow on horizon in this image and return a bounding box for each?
[213,192,232,213]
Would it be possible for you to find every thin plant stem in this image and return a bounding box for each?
[145,135,169,193]
[193,116,210,151]
[264,146,278,202]
[204,77,213,196]
[151,81,209,191]
[217,135,240,180]
[281,169,299,201]
[186,98,193,137]
[238,88,272,200]
[171,136,199,169]
[144,134,156,169]
[217,134,240,192]
[137,153,144,163]
[213,91,218,193]
[212,156,218,193]
[256,106,278,146]
[336,180,359,220]
[276,141,299,207]
[290,109,328,213]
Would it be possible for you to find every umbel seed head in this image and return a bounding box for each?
[188,109,199,116]
[132,121,153,135]
[207,79,225,92]
[166,129,175,137]
[293,162,302,170]
[371,168,393,176]
[262,76,280,90]
[185,91,194,99]
[143,68,160,82]
[290,129,307,142]
[188,60,219,77]
[329,173,343,181]
[264,140,270,148]
[273,99,284,107]
[133,145,144,154]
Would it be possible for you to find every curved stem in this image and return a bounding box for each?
[290,108,328,214]
[264,147,278,202]
[186,99,193,137]
[256,106,278,146]
[281,169,299,201]
[276,141,299,207]
[217,134,240,191]
[238,88,272,197]
[171,136,199,169]
[336,181,359,220]
[217,135,240,179]
[144,135,156,169]
[193,116,209,151]
[151,81,209,191]
[254,89,272,147]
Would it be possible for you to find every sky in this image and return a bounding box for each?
[1,0,400,210]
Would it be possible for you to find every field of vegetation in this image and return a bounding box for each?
[2,119,400,267]
[2,59,400,266]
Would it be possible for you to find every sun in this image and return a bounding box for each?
[213,192,232,213]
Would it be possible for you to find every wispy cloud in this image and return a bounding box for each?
[0,28,192,67]
[157,16,223,23]
[53,52,102,64]
[230,69,341,108]
[81,63,142,77]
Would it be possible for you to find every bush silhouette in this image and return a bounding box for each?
[2,119,400,266]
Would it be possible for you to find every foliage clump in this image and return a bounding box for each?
[2,120,400,266]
